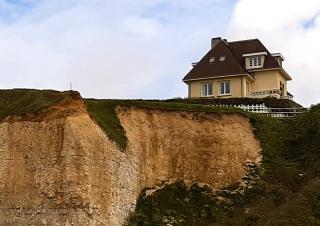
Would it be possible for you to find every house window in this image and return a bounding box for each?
[219,81,231,95]
[209,57,215,63]
[219,56,225,61]
[248,56,262,68]
[201,83,213,96]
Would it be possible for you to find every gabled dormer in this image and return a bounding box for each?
[272,53,285,67]
[243,52,267,70]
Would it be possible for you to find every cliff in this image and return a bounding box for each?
[128,104,320,226]
[0,90,261,226]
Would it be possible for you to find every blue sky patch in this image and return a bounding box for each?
[0,0,36,22]
[303,13,319,29]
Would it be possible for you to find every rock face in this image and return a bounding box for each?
[0,102,260,226]
[118,107,261,191]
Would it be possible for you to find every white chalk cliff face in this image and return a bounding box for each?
[0,101,260,226]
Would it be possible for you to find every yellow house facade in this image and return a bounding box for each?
[183,38,293,99]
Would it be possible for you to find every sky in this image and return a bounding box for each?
[0,0,320,106]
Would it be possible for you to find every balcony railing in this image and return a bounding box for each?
[246,89,292,99]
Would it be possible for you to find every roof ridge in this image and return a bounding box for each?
[227,38,259,44]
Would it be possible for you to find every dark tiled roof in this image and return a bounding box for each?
[183,38,282,82]
[228,39,280,70]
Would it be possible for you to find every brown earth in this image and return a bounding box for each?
[0,99,260,226]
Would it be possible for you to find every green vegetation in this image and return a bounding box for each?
[84,99,247,150]
[127,181,225,226]
[85,100,128,150]
[126,106,320,226]
[0,89,75,121]
[164,96,302,108]
[285,104,320,174]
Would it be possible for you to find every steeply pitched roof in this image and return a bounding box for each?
[183,41,246,81]
[228,39,280,70]
[183,38,282,82]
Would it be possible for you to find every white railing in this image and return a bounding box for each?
[246,89,293,100]
[235,103,270,113]
[216,103,308,118]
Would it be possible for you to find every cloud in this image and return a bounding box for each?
[2,0,319,105]
[0,0,235,99]
[228,0,320,106]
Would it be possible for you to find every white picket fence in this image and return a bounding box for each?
[216,103,308,118]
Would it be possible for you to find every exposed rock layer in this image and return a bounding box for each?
[0,102,260,226]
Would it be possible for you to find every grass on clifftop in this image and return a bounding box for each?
[164,96,302,108]
[85,99,247,150]
[0,89,74,121]
[126,106,320,226]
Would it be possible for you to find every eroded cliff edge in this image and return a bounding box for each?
[0,93,261,226]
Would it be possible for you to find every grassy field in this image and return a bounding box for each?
[0,89,74,121]
[126,106,320,226]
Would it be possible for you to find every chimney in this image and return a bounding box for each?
[211,37,222,49]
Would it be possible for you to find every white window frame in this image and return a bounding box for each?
[248,56,263,69]
[218,81,231,96]
[201,82,213,97]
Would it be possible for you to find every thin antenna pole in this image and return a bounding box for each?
[69,82,72,91]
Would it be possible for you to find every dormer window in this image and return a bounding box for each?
[249,56,262,68]
[243,52,267,70]
[272,53,285,67]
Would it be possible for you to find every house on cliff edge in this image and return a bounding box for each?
[183,37,293,99]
